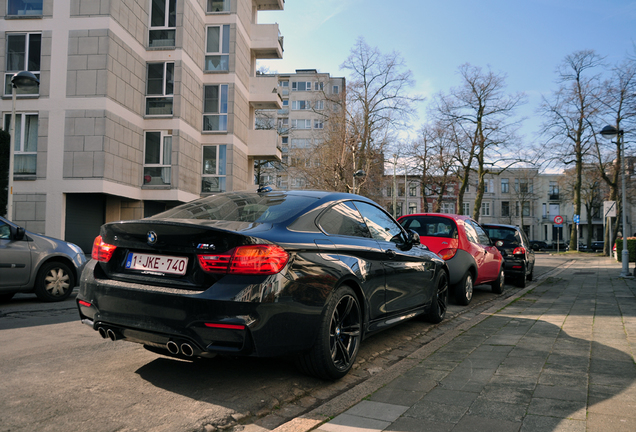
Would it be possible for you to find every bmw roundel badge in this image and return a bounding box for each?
[147,231,158,245]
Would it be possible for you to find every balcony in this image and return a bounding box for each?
[254,0,284,10]
[548,193,559,201]
[249,76,282,109]
[251,23,283,59]
[248,129,281,161]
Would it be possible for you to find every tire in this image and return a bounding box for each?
[426,272,448,324]
[34,261,75,302]
[491,266,504,294]
[0,293,15,303]
[516,264,527,288]
[454,271,473,306]
[527,265,534,282]
[296,286,362,380]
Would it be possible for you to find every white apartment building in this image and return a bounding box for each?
[255,69,345,190]
[1,0,284,252]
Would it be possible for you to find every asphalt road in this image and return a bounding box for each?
[0,253,569,432]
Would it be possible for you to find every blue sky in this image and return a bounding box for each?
[258,0,636,144]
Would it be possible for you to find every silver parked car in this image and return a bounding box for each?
[0,216,87,302]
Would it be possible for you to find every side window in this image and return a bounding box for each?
[470,220,491,246]
[463,222,479,245]
[0,222,10,239]
[318,202,370,238]
[354,201,403,243]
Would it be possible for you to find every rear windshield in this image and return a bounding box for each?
[484,227,521,246]
[150,192,318,223]
[399,216,457,239]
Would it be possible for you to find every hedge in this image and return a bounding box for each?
[615,238,636,262]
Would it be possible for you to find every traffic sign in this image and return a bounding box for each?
[554,215,563,225]
[573,214,580,224]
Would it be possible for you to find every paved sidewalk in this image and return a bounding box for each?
[273,256,636,432]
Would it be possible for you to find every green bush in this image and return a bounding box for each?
[615,237,636,262]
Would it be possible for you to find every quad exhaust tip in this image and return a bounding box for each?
[98,327,108,339]
[166,340,195,357]
[166,340,180,355]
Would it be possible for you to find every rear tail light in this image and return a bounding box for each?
[78,300,92,308]
[513,247,526,256]
[92,235,117,262]
[204,323,246,330]
[437,248,457,260]
[198,245,289,275]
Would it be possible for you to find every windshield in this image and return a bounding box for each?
[399,216,458,239]
[151,192,318,224]
[484,227,521,247]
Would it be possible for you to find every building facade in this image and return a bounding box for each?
[255,69,345,190]
[1,0,284,252]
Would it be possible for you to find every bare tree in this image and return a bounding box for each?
[433,64,525,221]
[510,168,539,232]
[340,37,423,198]
[592,55,636,254]
[540,50,603,247]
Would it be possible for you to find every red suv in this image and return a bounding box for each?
[398,213,504,305]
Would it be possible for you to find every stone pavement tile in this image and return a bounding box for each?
[342,400,409,422]
[460,356,505,369]
[588,385,636,417]
[417,358,460,371]
[488,373,537,391]
[420,388,479,407]
[589,358,636,376]
[468,397,528,422]
[587,413,636,432]
[520,415,586,432]
[315,414,389,432]
[527,397,586,420]
[367,387,425,406]
[546,353,590,369]
[406,366,450,381]
[479,383,534,405]
[402,400,468,423]
[532,384,587,402]
[590,372,636,387]
[383,375,438,393]
[469,344,514,356]
[537,371,588,388]
[385,416,454,432]
[451,414,521,432]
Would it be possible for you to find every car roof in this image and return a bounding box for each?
[398,213,471,222]
[482,223,521,230]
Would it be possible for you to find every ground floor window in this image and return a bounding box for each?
[202,145,226,192]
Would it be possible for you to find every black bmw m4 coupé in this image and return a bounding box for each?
[77,190,449,379]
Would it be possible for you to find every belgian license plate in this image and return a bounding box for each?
[125,252,188,275]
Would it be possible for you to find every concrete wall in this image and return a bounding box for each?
[13,193,46,234]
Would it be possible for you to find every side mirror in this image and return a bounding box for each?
[407,229,420,245]
[496,240,503,247]
[13,226,26,241]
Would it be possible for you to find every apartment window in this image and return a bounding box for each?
[314,82,323,91]
[484,180,490,193]
[292,81,311,91]
[409,185,417,197]
[5,33,41,96]
[314,100,324,110]
[291,119,311,129]
[314,120,324,129]
[207,0,230,12]
[3,113,38,175]
[522,201,531,217]
[7,0,43,15]
[481,202,490,216]
[515,178,532,194]
[549,181,559,199]
[202,145,227,192]
[408,203,417,214]
[462,202,470,215]
[291,100,310,110]
[501,178,509,193]
[281,136,288,146]
[143,131,172,185]
[282,99,289,108]
[146,62,174,116]
[332,85,339,94]
[501,201,510,217]
[387,187,392,197]
[205,25,230,71]
[149,0,176,47]
[442,202,455,214]
[291,138,310,148]
[203,84,228,131]
[279,80,289,87]
[515,202,520,217]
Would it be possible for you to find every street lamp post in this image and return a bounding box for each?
[600,125,630,277]
[6,71,40,221]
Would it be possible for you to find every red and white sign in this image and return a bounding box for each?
[554,215,563,225]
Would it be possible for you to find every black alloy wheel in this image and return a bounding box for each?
[427,271,448,323]
[296,286,362,380]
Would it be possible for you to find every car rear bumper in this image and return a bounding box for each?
[77,261,323,358]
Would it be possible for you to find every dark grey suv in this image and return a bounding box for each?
[0,217,87,302]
